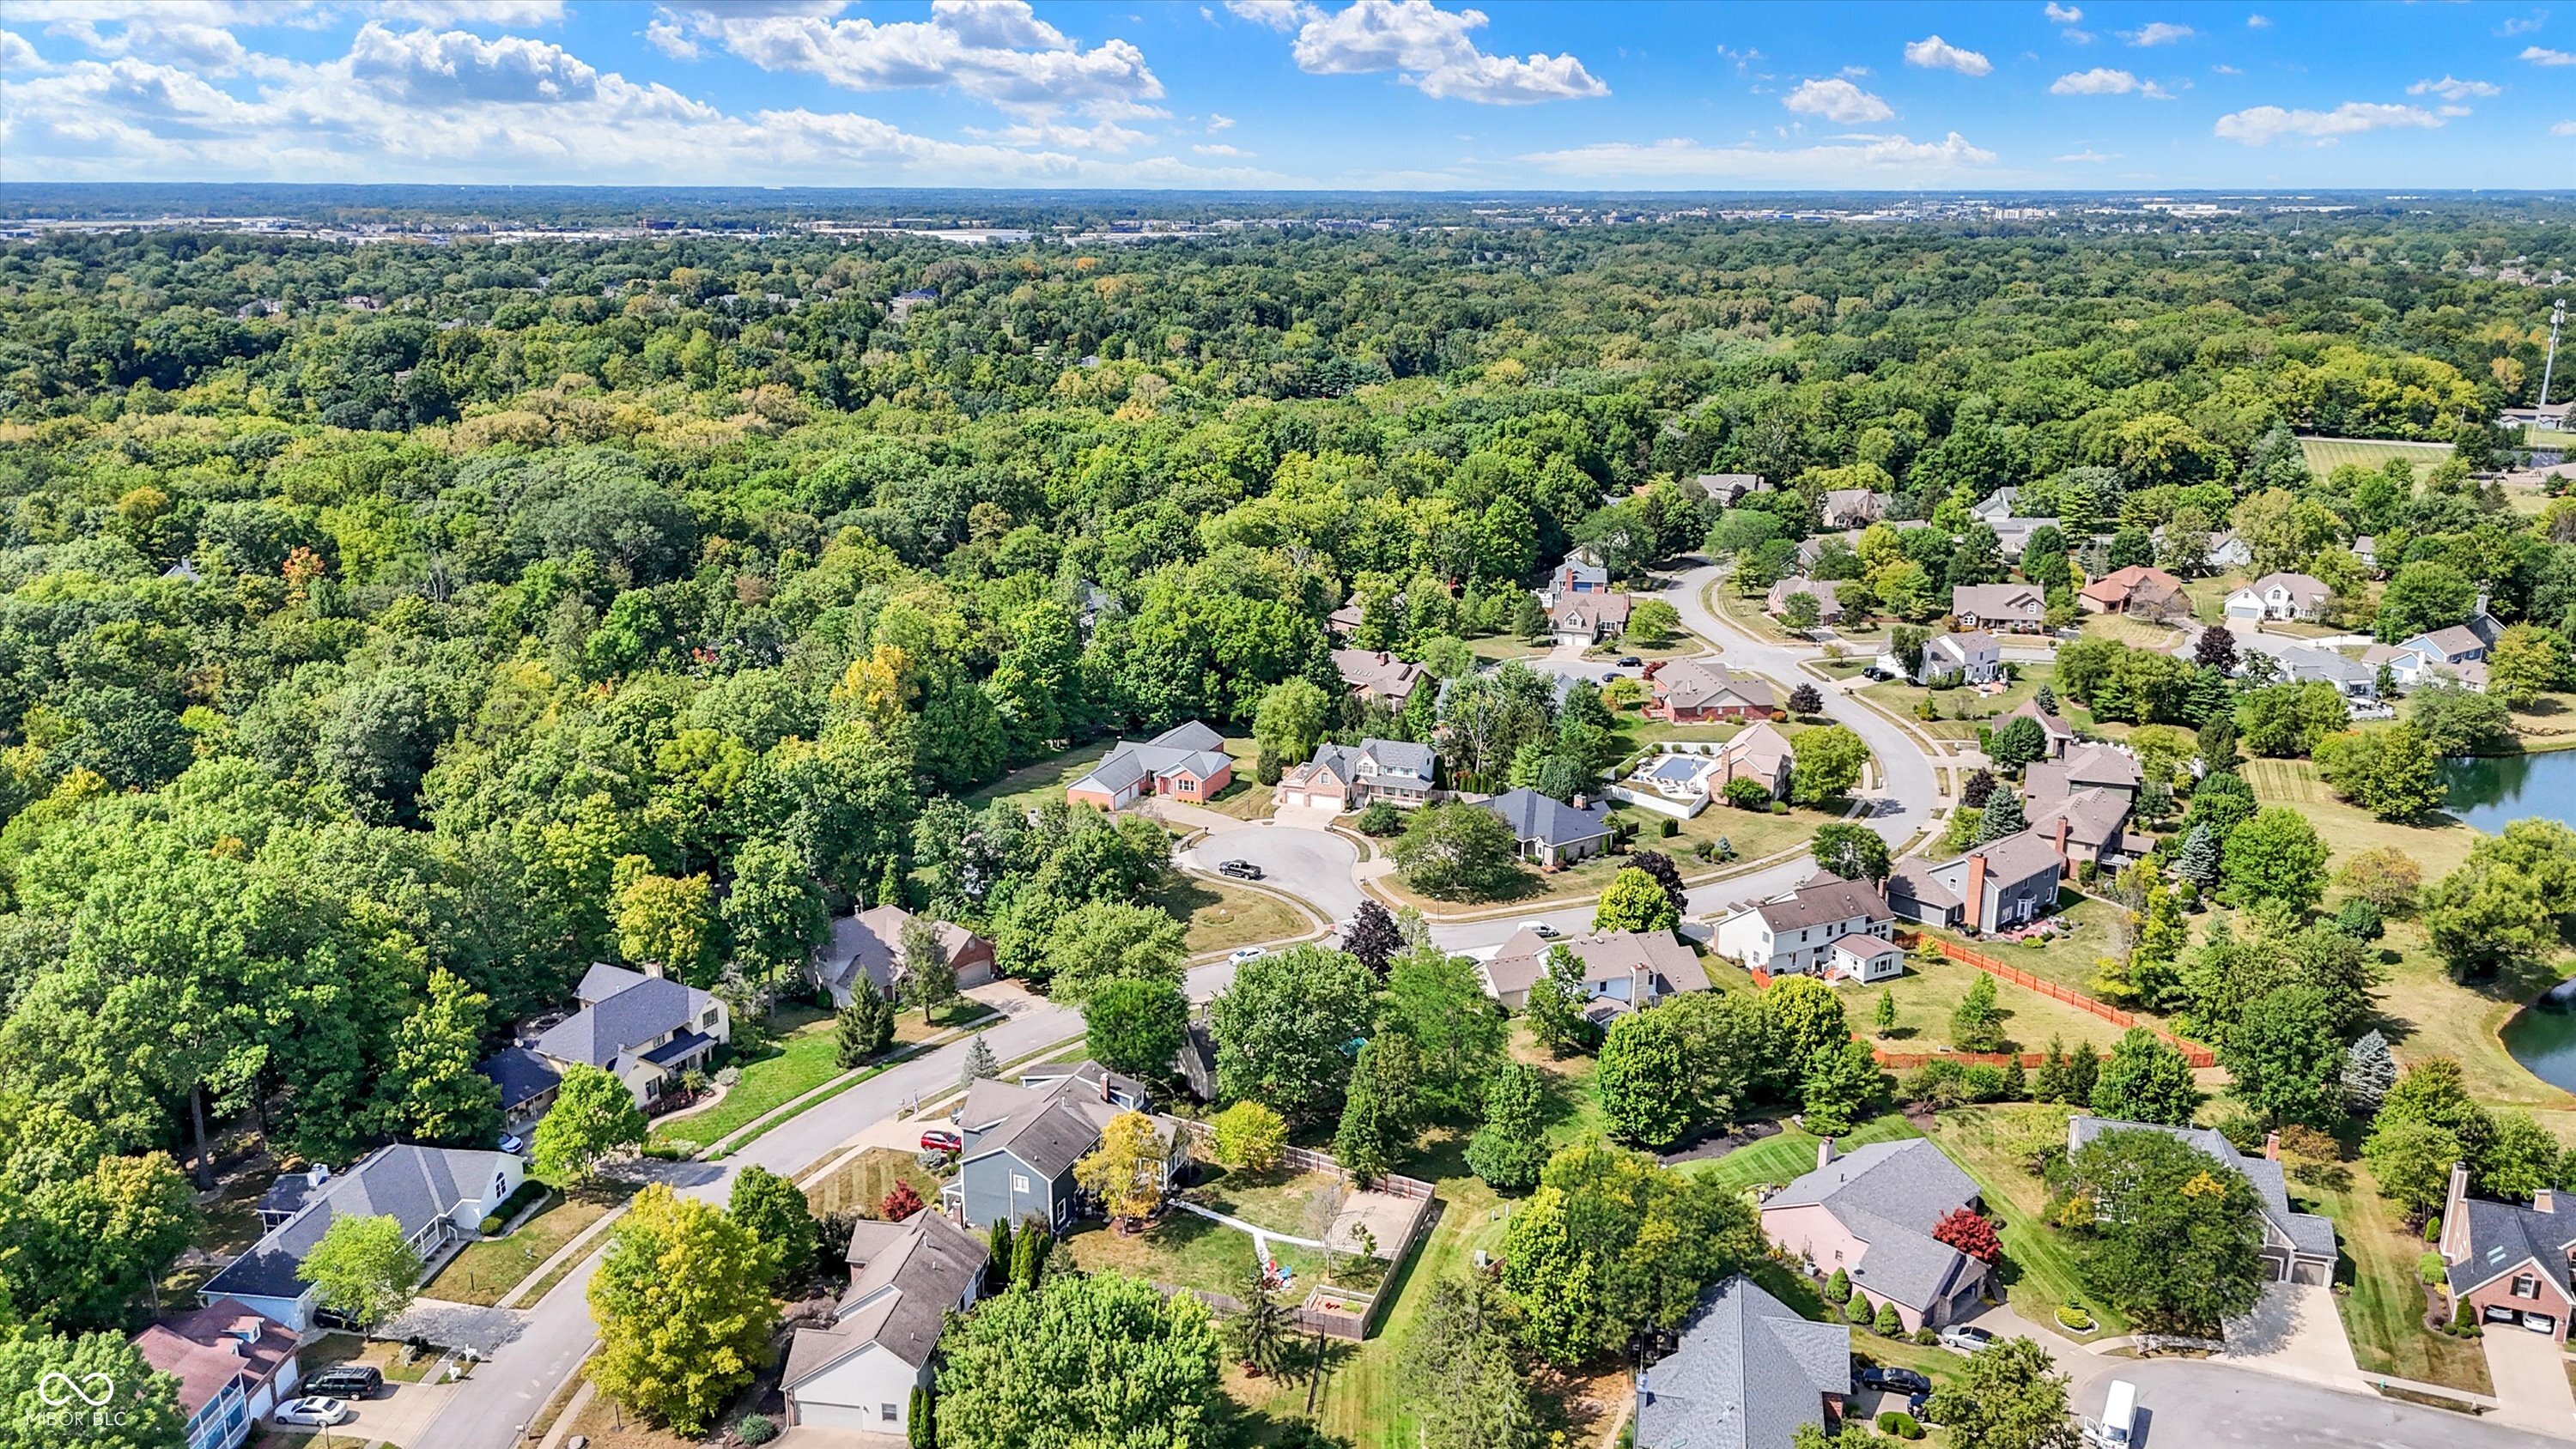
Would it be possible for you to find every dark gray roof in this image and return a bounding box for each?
[2447,1194,2576,1295]
[259,1172,325,1221]
[1069,722,1232,796]
[529,967,712,1070]
[2068,1118,2337,1262]
[642,1028,715,1067]
[205,1145,518,1302]
[1769,1140,1984,1313]
[1886,858,1959,913]
[1752,878,1893,934]
[972,1100,1103,1182]
[1480,788,1611,849]
[1637,1275,1849,1449]
[476,1046,562,1112]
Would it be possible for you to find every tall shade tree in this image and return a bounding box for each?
[1594,866,1681,934]
[726,1165,818,1278]
[1251,677,1331,785]
[897,913,957,1022]
[1381,945,1507,1119]
[1036,900,1187,1001]
[298,1213,426,1331]
[2219,809,2329,914]
[1465,1064,1552,1191]
[1333,1035,1421,1183]
[2089,1028,2204,1126]
[1499,1141,1760,1365]
[612,860,723,985]
[720,838,828,990]
[1074,1110,1170,1225]
[1084,977,1190,1081]
[1596,1010,1695,1149]
[1789,725,1869,804]
[14,1151,197,1332]
[1399,1273,1546,1449]
[0,1330,189,1449]
[532,1063,649,1184]
[1807,823,1891,885]
[589,1184,780,1437]
[1392,802,1526,900]
[1922,1337,2081,1449]
[2067,1130,2267,1336]
[1209,944,1378,1125]
[372,968,502,1147]
[934,1271,1222,1449]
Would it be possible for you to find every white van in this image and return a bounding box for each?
[2082,1379,2136,1447]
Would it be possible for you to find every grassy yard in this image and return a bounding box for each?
[1193,1165,1350,1239]
[2297,1151,2494,1393]
[1852,955,2145,1057]
[1920,1104,2129,1340]
[1861,664,2060,744]
[1468,634,1554,661]
[1678,1112,1922,1195]
[963,738,1117,812]
[1370,794,1838,914]
[802,1145,945,1222]
[2301,435,2450,483]
[425,1182,634,1306]
[647,1000,989,1154]
[2081,613,2189,649]
[1061,1211,1326,1304]
[1915,894,2132,1042]
[1149,873,1315,955]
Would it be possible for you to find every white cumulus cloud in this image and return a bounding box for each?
[1,30,46,70]
[2214,100,2443,144]
[2050,67,2166,97]
[2524,45,2576,65]
[2123,21,2195,45]
[2409,76,2500,100]
[653,1,1164,111]
[1193,141,1250,155]
[2044,3,2082,22]
[2245,13,2271,27]
[1783,76,1893,123]
[1224,0,1310,31]
[2054,148,2116,161]
[1281,0,1607,105]
[345,22,597,104]
[1904,35,1992,76]
[2555,119,2576,136]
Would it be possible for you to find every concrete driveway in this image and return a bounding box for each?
[2485,1324,2576,1440]
[2217,1282,2366,1391]
[2079,1357,2563,1448]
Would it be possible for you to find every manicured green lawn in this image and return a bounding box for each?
[962,739,1118,812]
[425,1182,634,1306]
[1861,665,2058,744]
[2297,1151,2493,1393]
[2300,435,2448,483]
[1843,954,2137,1057]
[647,1000,987,1154]
[803,1145,947,1222]
[1679,1113,1922,1195]
[1148,873,1315,955]
[1920,1104,2128,1340]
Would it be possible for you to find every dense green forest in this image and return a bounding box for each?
[0,202,2565,1344]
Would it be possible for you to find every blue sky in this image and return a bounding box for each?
[1,1,2570,191]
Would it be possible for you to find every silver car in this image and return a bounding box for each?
[274,1397,353,1428]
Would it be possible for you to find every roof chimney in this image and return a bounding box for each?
[1965,852,1990,932]
[1817,1138,1838,1171]
[2055,816,2072,876]
[2439,1161,2473,1262]
[308,1163,331,1188]
[1572,793,1589,810]
[2263,1130,2281,1161]
[2539,1187,2558,1215]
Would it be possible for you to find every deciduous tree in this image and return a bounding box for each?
[590,1185,779,1437]
[2089,1028,2203,1126]
[1075,1111,1170,1225]
[299,1213,425,1331]
[1210,945,1377,1124]
[935,1271,1221,1449]
[1086,977,1190,1081]
[532,1062,648,1184]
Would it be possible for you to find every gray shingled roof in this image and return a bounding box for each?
[1751,877,1893,934]
[2069,1117,2337,1263]
[1069,722,1232,796]
[476,1046,562,1112]
[784,1210,990,1383]
[2447,1195,2576,1295]
[1769,1140,1984,1313]
[204,1146,518,1301]
[529,967,712,1070]
[1479,929,1708,999]
[1480,788,1611,849]
[1637,1275,1849,1449]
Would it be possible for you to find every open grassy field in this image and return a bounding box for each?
[1919,1104,2129,1340]
[962,738,1116,811]
[2300,435,2451,482]
[1863,954,2143,1056]
[1061,1210,1327,1304]
[1919,894,2129,1031]
[2081,612,2190,648]
[801,1144,945,1222]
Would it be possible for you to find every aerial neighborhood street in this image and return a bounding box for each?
[15,21,2576,1447]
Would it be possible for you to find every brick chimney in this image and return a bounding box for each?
[2054,815,2071,872]
[1965,852,1990,932]
[2263,1130,2281,1161]
[1817,1138,1839,1171]
[1572,793,1589,810]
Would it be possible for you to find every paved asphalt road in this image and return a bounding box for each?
[422,993,1080,1449]
[2081,1359,2565,1449]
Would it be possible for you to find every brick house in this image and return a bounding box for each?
[1063,721,1234,810]
[1760,1138,1991,1332]
[2439,1164,2576,1339]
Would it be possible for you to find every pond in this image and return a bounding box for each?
[2440,750,2576,834]
[2502,979,2576,1097]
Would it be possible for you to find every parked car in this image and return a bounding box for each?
[1856,1365,1930,1397]
[1217,859,1263,881]
[1229,946,1267,965]
[274,1398,352,1428]
[497,1133,525,1155]
[301,1367,383,1400]
[1517,920,1559,938]
[1937,1325,1997,1355]
[1616,656,1643,668]
[919,1128,963,1153]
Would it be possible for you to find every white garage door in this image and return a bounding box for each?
[794,1400,885,1431]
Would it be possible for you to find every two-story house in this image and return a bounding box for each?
[1276,738,1437,812]
[1635,1276,1850,1449]
[781,1210,988,1434]
[1820,488,1889,529]
[942,1064,1191,1233]
[1950,584,2046,634]
[1330,649,1429,711]
[2439,1163,2576,1339]
[1713,874,1903,983]
[477,962,731,1125]
[1917,631,2002,686]
[202,1145,524,1331]
[1887,829,2065,935]
[2224,573,2332,621]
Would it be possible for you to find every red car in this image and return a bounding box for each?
[920,1128,963,1153]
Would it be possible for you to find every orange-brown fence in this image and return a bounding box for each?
[1868,1046,2047,1069]
[1897,931,2217,1068]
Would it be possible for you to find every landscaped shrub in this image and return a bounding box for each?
[2418,1252,2449,1286]
[2056,1302,2096,1332]
[479,1215,503,1234]
[1912,1327,1939,1346]
[1876,1410,1923,1439]
[1355,801,1405,836]
[736,1414,778,1446]
[1874,1301,1902,1336]
[2424,1216,2441,1242]
[1826,1267,1852,1304]
[1659,818,1679,838]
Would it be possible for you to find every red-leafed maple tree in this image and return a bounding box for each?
[1932,1206,2003,1264]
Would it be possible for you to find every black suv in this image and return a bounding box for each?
[1217,859,1263,881]
[303,1365,383,1399]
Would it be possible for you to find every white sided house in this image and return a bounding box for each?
[201,1146,524,1331]
[1917,631,2001,687]
[1713,874,1903,984]
[781,1210,989,1435]
[2223,573,2330,622]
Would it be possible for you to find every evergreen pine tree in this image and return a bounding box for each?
[2067,1040,2102,1103]
[2002,1053,2028,1100]
[960,1034,999,1091]
[1826,1266,1852,1304]
[2034,684,2057,713]
[2033,1036,2069,1103]
[2343,1029,2397,1113]
[1874,1300,1903,1336]
[908,1386,934,1449]
[835,979,894,1069]
[985,1218,1014,1294]
[1976,790,2026,843]
[1011,1223,1051,1290]
[2177,824,2222,889]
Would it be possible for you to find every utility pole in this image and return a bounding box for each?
[2542,298,2567,410]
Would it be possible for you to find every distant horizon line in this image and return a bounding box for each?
[3,182,2572,199]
